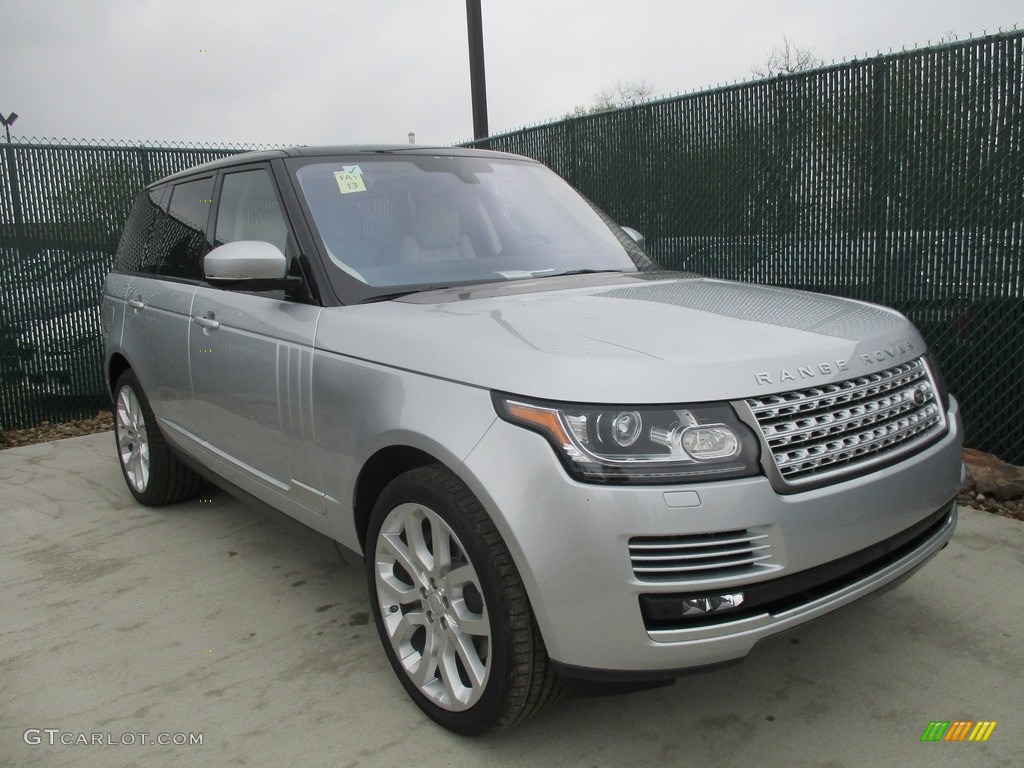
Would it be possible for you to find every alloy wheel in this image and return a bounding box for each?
[374,502,491,711]
[116,384,150,493]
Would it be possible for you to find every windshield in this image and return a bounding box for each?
[292,154,640,298]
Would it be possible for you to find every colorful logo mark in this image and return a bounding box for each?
[921,720,997,742]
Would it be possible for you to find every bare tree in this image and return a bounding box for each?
[594,79,655,108]
[565,79,656,118]
[752,35,823,77]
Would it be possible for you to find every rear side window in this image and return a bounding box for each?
[148,176,215,280]
[214,169,289,254]
[112,187,165,274]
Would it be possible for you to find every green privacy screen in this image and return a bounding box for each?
[466,32,1023,464]
[0,140,256,433]
[2,32,1022,463]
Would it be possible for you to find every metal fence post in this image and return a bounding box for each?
[3,141,25,252]
[871,60,890,306]
[136,146,152,187]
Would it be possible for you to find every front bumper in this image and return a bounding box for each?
[460,396,963,674]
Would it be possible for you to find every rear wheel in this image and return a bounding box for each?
[114,370,201,506]
[366,464,561,734]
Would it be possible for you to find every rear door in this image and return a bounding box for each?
[119,178,211,431]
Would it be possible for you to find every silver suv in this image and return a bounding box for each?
[101,146,963,734]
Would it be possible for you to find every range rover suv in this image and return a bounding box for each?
[101,146,963,734]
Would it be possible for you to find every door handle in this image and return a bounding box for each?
[193,313,220,330]
[128,299,145,310]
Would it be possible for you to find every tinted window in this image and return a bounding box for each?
[149,177,214,280]
[214,169,289,254]
[112,186,165,274]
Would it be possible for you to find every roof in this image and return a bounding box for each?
[152,144,531,186]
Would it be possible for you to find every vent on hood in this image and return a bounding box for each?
[597,281,906,341]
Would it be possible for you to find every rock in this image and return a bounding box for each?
[962,448,1024,501]
[0,411,114,451]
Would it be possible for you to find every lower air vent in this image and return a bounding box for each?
[629,530,774,582]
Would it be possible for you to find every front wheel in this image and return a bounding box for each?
[366,465,561,734]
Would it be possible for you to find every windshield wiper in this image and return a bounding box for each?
[360,287,453,303]
[543,269,626,278]
[360,271,626,302]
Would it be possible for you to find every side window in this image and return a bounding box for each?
[148,177,215,280]
[113,186,165,274]
[214,169,289,254]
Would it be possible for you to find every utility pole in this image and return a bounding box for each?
[1,112,23,250]
[465,0,489,141]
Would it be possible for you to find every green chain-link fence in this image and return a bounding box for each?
[2,32,1022,463]
[467,31,1024,464]
[0,139,263,431]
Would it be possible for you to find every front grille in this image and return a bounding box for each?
[747,357,947,487]
[629,530,775,582]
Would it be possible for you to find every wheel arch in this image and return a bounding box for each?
[353,445,439,554]
[107,352,132,399]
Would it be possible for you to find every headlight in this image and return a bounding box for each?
[493,393,761,484]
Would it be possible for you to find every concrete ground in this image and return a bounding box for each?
[1,433,1021,768]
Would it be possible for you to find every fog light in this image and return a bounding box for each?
[681,593,745,616]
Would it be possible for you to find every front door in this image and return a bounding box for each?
[185,167,327,531]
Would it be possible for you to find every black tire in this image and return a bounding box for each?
[366,464,562,735]
[113,370,201,506]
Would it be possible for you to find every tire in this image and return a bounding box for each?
[113,370,201,506]
[366,464,562,735]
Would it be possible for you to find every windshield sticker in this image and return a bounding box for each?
[334,166,366,194]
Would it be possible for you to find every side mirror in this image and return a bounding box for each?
[204,241,301,291]
[621,226,646,250]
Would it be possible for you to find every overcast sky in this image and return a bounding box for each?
[1,0,1021,148]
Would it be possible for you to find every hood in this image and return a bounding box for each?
[314,275,926,403]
